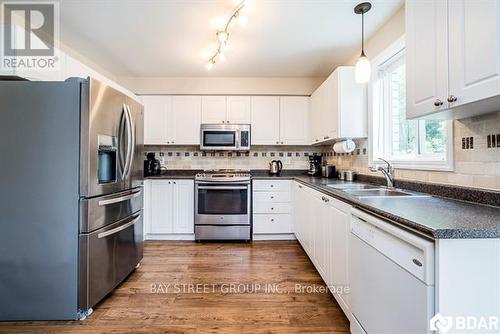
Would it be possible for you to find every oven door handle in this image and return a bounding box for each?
[197,186,248,190]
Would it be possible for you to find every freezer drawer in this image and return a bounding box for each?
[80,187,143,233]
[79,211,143,311]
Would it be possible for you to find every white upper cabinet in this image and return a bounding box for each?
[171,96,202,145]
[226,96,251,123]
[143,95,201,145]
[144,94,309,146]
[251,96,310,145]
[201,96,227,124]
[448,0,500,107]
[143,95,171,145]
[279,96,310,145]
[406,0,449,119]
[406,0,500,119]
[310,66,367,144]
[251,96,280,145]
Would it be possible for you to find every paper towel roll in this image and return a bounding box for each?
[333,140,356,154]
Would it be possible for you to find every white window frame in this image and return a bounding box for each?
[368,36,454,171]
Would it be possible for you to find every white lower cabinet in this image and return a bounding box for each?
[252,180,294,239]
[293,181,351,316]
[144,179,194,240]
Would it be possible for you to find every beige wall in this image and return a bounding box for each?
[117,76,324,96]
[346,5,405,66]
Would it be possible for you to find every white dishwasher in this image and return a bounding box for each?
[350,208,435,334]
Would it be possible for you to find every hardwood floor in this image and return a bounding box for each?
[0,241,350,333]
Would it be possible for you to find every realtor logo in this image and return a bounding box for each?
[1,1,60,71]
[430,313,453,334]
[430,313,500,333]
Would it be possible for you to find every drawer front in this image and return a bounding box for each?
[253,191,291,203]
[253,214,293,234]
[253,180,291,192]
[253,202,291,214]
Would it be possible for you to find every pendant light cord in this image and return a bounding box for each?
[361,12,365,57]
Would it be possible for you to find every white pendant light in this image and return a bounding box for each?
[354,2,372,83]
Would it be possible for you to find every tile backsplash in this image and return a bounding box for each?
[323,112,500,191]
[144,146,322,170]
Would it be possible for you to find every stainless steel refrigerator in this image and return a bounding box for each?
[0,77,144,320]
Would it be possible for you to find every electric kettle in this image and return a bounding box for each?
[269,160,283,175]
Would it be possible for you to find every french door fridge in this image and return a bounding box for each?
[0,77,144,320]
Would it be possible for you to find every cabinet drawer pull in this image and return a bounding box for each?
[433,99,443,107]
[270,219,274,222]
[271,207,274,210]
[447,95,457,103]
[270,185,274,188]
[324,136,329,140]
[270,196,274,199]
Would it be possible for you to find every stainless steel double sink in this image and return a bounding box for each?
[326,183,428,198]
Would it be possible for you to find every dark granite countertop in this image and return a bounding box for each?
[291,176,500,239]
[145,169,201,179]
[146,169,500,239]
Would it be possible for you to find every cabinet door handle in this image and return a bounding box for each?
[447,95,457,103]
[412,259,423,267]
[271,207,274,210]
[298,185,303,189]
[433,99,443,107]
[276,141,279,144]
[271,219,275,222]
[270,196,274,199]
[281,141,284,144]
[270,185,274,188]
[324,136,329,140]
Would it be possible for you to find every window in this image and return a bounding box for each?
[370,38,453,171]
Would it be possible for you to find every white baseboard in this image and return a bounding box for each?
[145,233,195,241]
[252,233,296,241]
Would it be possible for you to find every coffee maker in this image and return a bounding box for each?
[144,152,162,176]
[308,155,322,176]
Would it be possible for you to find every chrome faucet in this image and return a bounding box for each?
[369,158,395,188]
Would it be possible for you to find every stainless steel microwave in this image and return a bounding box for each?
[200,124,251,151]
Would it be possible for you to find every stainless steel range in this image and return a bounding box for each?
[195,169,251,241]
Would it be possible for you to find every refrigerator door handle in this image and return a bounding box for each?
[97,213,141,239]
[122,104,133,180]
[125,104,135,179]
[118,104,127,177]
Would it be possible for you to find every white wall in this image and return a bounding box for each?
[117,76,324,96]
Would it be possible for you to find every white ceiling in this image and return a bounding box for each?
[59,0,403,77]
